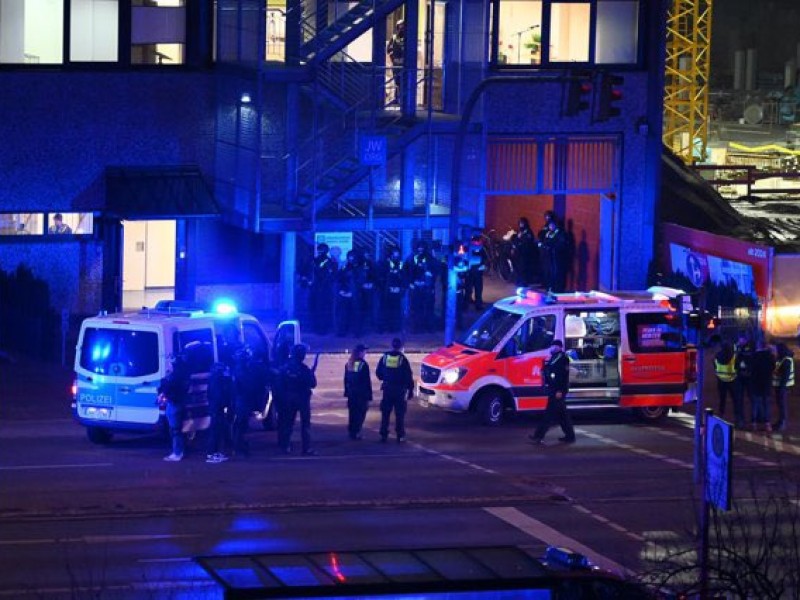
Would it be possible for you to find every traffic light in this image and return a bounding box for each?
[565,71,592,116]
[597,72,623,121]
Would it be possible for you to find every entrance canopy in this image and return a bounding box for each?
[105,166,219,219]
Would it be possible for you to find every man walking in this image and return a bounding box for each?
[529,339,575,445]
[376,337,415,443]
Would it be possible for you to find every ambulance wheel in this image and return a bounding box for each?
[635,406,669,422]
[86,427,113,445]
[475,389,507,426]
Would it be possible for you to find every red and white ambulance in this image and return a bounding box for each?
[419,288,697,424]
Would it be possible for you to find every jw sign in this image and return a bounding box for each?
[359,135,387,166]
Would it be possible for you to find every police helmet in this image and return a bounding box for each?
[291,344,307,362]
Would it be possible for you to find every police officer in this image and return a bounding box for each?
[379,246,406,332]
[529,339,575,445]
[336,250,362,337]
[359,250,377,334]
[308,243,337,334]
[540,219,568,292]
[159,352,192,462]
[406,241,436,333]
[713,341,737,421]
[344,343,373,440]
[276,344,318,455]
[206,361,233,463]
[464,234,489,310]
[452,241,469,329]
[376,338,415,442]
[514,217,539,285]
[231,347,269,457]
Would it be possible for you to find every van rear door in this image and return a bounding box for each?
[620,311,687,409]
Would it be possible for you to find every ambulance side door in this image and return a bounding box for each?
[497,313,557,411]
[620,311,687,407]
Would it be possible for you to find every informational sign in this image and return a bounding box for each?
[359,135,387,166]
[314,232,352,266]
[705,415,733,511]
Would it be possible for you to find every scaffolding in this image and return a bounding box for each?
[663,0,713,164]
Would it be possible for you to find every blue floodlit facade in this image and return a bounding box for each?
[0,0,667,317]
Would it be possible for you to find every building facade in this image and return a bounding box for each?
[0,0,667,320]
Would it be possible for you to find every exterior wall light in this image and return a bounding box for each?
[240,92,252,104]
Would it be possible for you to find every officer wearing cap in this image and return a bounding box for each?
[529,339,575,445]
[276,344,318,455]
[376,338,415,442]
[343,343,373,440]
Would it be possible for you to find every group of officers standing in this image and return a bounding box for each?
[303,211,572,336]
[158,330,417,462]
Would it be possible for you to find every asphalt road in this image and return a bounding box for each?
[2,353,800,599]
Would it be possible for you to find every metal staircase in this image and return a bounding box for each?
[296,0,406,66]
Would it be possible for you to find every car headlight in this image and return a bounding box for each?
[442,367,467,385]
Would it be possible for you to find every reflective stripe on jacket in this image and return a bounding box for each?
[714,356,736,383]
[772,357,795,387]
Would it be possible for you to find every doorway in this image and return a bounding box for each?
[122,220,176,310]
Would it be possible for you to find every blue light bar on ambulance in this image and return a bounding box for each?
[212,299,238,315]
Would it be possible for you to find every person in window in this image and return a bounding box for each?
[387,20,405,105]
[49,213,72,234]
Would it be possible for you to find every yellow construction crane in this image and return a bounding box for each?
[663,0,713,164]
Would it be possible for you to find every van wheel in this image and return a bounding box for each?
[635,406,669,422]
[475,389,507,426]
[86,427,113,445]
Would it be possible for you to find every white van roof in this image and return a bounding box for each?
[493,288,678,316]
[81,301,251,328]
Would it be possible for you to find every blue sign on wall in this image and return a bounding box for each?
[359,135,387,166]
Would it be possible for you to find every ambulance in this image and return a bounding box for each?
[419,288,697,425]
[72,300,300,444]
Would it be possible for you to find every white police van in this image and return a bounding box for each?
[72,300,299,444]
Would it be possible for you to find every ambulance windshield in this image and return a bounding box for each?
[459,308,521,351]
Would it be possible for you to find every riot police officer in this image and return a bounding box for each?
[378,246,406,332]
[464,234,489,310]
[308,243,337,334]
[276,344,318,455]
[336,250,363,337]
[406,241,436,333]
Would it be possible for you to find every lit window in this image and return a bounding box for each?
[596,0,638,64]
[550,2,590,63]
[47,212,94,235]
[0,213,44,235]
[497,0,543,65]
[131,0,186,65]
[266,7,286,62]
[70,0,119,62]
[0,0,64,64]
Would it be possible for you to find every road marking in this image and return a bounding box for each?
[647,425,781,467]
[412,442,499,475]
[580,430,694,469]
[0,462,113,471]
[484,506,633,576]
[0,533,200,546]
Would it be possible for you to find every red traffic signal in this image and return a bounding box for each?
[565,71,593,116]
[597,72,623,121]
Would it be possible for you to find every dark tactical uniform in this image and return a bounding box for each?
[231,350,270,457]
[541,222,568,293]
[336,251,364,337]
[376,344,415,442]
[276,346,318,454]
[344,355,373,439]
[379,249,406,332]
[309,244,337,334]
[206,361,233,460]
[464,236,489,310]
[359,254,377,334]
[531,345,575,443]
[514,219,539,285]
[406,245,436,333]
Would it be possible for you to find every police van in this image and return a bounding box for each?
[72,300,300,444]
[419,288,697,425]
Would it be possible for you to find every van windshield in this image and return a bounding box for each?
[79,328,160,377]
[459,308,521,351]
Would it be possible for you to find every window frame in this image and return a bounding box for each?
[489,0,642,70]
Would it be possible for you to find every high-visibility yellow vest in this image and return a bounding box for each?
[714,356,736,382]
[772,357,795,387]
